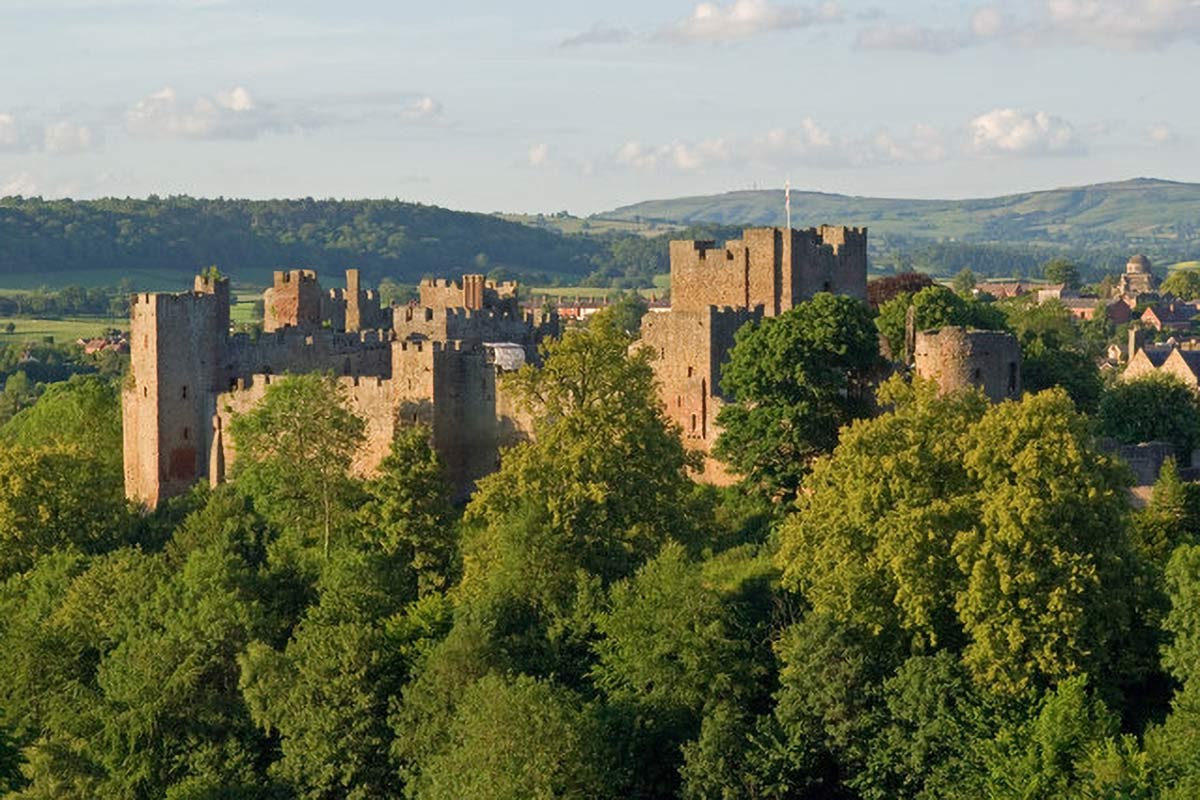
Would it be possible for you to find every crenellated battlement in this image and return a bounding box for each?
[125,266,550,508]
[273,269,318,286]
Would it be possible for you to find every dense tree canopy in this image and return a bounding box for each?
[0,290,1197,798]
[715,293,880,500]
[875,284,1006,358]
[1161,269,1200,300]
[1098,373,1200,457]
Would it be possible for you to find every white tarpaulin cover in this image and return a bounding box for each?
[485,342,526,372]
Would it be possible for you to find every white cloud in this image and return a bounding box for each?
[559,22,634,47]
[610,110,1087,173]
[527,142,550,166]
[404,96,443,121]
[0,173,39,197]
[856,23,974,52]
[612,118,950,172]
[43,121,94,154]
[659,0,842,42]
[859,1,1200,53]
[125,85,306,140]
[0,115,19,148]
[857,4,1013,52]
[1045,0,1200,48]
[968,108,1082,156]
[1148,123,1176,144]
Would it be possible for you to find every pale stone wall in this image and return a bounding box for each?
[264,270,323,332]
[123,278,229,507]
[124,269,546,506]
[668,226,867,317]
[641,305,763,483]
[914,327,1021,403]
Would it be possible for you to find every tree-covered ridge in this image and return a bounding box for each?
[0,196,608,283]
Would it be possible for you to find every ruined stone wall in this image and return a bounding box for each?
[127,269,546,506]
[814,225,868,301]
[212,371,398,483]
[123,279,229,507]
[225,328,394,381]
[419,276,521,315]
[392,306,555,354]
[264,270,323,332]
[641,305,761,480]
[668,240,750,313]
[914,327,1021,403]
[669,227,868,316]
[206,338,531,501]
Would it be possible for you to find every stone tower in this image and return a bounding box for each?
[264,269,322,331]
[643,225,868,482]
[913,327,1021,403]
[122,274,230,507]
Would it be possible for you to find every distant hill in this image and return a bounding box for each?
[598,178,1200,248]
[0,196,607,286]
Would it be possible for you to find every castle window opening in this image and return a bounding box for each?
[823,281,831,292]
[181,385,188,399]
[691,413,697,432]
[1008,362,1017,395]
[687,366,693,378]
[972,367,982,385]
[143,386,148,398]
[182,427,189,440]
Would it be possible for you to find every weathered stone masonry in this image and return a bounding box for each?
[124,270,556,507]
[643,226,868,482]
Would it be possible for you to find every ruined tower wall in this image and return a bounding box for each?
[419,276,521,315]
[914,327,1021,403]
[392,306,553,353]
[641,305,761,454]
[212,372,399,483]
[668,227,868,317]
[264,270,323,332]
[668,240,750,313]
[123,279,229,506]
[743,228,784,315]
[225,328,394,380]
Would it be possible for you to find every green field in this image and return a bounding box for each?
[496,213,681,237]
[1170,261,1200,271]
[0,316,126,345]
[230,291,263,325]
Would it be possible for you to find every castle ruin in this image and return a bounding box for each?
[913,327,1022,403]
[642,226,868,481]
[123,270,557,507]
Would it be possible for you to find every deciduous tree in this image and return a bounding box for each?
[716,293,880,500]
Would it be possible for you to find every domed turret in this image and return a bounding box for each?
[1127,254,1152,275]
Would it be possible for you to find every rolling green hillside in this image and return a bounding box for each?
[598,178,1200,247]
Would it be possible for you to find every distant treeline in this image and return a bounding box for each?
[0,285,128,318]
[873,237,1194,281]
[0,197,607,284]
[0,196,1185,291]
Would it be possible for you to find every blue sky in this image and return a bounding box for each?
[1,0,1198,213]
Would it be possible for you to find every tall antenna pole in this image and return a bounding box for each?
[785,179,791,231]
